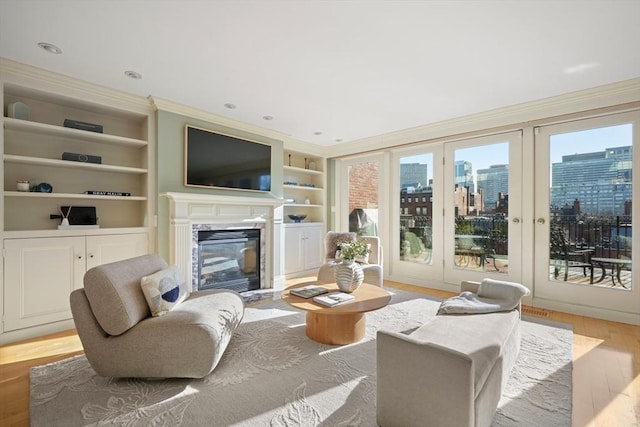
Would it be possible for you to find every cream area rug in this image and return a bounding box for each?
[30,290,572,426]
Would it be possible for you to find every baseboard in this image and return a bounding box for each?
[532,297,640,326]
[0,319,76,345]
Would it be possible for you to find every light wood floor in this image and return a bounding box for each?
[1,280,638,427]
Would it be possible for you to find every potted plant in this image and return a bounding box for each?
[335,239,370,292]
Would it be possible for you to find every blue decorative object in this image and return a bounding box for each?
[288,214,307,223]
[34,182,53,193]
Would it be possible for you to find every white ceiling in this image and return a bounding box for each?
[1,0,639,147]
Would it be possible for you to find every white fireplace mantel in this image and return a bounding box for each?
[163,192,285,291]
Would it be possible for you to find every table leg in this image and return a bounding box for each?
[591,261,607,285]
[306,312,365,345]
[612,264,629,289]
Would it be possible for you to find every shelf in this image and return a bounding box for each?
[3,227,150,239]
[4,191,147,201]
[283,184,323,191]
[284,203,323,208]
[4,155,147,174]
[283,165,323,175]
[3,117,148,147]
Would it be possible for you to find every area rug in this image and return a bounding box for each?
[30,289,572,426]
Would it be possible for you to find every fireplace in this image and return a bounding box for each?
[164,192,285,293]
[197,229,260,292]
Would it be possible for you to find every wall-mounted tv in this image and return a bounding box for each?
[184,125,272,192]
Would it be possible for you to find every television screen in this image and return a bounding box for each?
[184,125,272,192]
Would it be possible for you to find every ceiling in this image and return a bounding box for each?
[1,1,639,147]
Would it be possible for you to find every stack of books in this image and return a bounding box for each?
[290,285,328,298]
[312,292,355,307]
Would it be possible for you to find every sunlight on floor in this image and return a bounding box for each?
[0,334,82,364]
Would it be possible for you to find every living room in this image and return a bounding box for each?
[1,1,639,426]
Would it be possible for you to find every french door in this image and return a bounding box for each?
[390,144,444,284]
[389,131,523,288]
[534,112,638,316]
[443,131,523,286]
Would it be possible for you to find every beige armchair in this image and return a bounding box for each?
[316,231,383,287]
[70,254,244,378]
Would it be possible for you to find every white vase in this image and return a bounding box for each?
[335,260,364,293]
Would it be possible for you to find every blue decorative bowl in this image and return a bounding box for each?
[288,214,307,223]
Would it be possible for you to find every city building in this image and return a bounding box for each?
[551,146,633,215]
[477,164,509,209]
[454,160,474,193]
[400,163,428,189]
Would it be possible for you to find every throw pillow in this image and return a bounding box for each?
[140,265,189,317]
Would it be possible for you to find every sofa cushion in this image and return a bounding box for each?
[83,254,168,336]
[141,265,189,317]
[409,310,519,398]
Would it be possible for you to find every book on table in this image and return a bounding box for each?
[290,285,329,298]
[312,292,356,307]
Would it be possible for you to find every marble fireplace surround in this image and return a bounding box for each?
[164,192,284,292]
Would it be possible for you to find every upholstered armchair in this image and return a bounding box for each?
[70,254,245,378]
[316,231,383,287]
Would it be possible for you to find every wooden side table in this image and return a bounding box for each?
[282,282,391,345]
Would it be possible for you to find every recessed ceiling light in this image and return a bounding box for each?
[224,103,236,109]
[37,42,62,54]
[124,70,142,80]
[262,116,274,121]
[314,131,323,135]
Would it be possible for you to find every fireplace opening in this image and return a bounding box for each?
[197,229,260,292]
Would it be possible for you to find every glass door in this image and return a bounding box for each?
[443,131,523,285]
[390,144,444,284]
[534,112,638,315]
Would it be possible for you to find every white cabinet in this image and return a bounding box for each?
[86,233,148,269]
[3,233,147,332]
[0,61,154,342]
[284,223,324,276]
[4,237,85,331]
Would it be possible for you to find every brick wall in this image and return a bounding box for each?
[349,162,379,212]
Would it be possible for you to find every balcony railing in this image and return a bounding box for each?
[552,215,632,260]
[400,214,632,287]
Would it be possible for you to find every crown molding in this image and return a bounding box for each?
[329,78,640,158]
[150,96,330,156]
[0,58,150,113]
[151,96,280,139]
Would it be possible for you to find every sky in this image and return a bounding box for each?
[400,123,633,182]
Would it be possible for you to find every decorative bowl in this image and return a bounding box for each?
[288,214,307,223]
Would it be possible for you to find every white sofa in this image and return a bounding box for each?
[376,281,522,427]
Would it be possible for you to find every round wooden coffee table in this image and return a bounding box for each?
[282,282,391,345]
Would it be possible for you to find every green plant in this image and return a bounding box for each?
[337,239,370,261]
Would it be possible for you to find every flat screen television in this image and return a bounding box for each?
[184,125,272,192]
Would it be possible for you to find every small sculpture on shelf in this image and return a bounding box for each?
[288,214,307,223]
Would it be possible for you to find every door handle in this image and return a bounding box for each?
[512,217,520,224]
[537,218,545,224]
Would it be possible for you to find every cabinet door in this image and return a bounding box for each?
[283,228,304,275]
[86,233,148,270]
[303,224,324,270]
[4,237,85,331]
